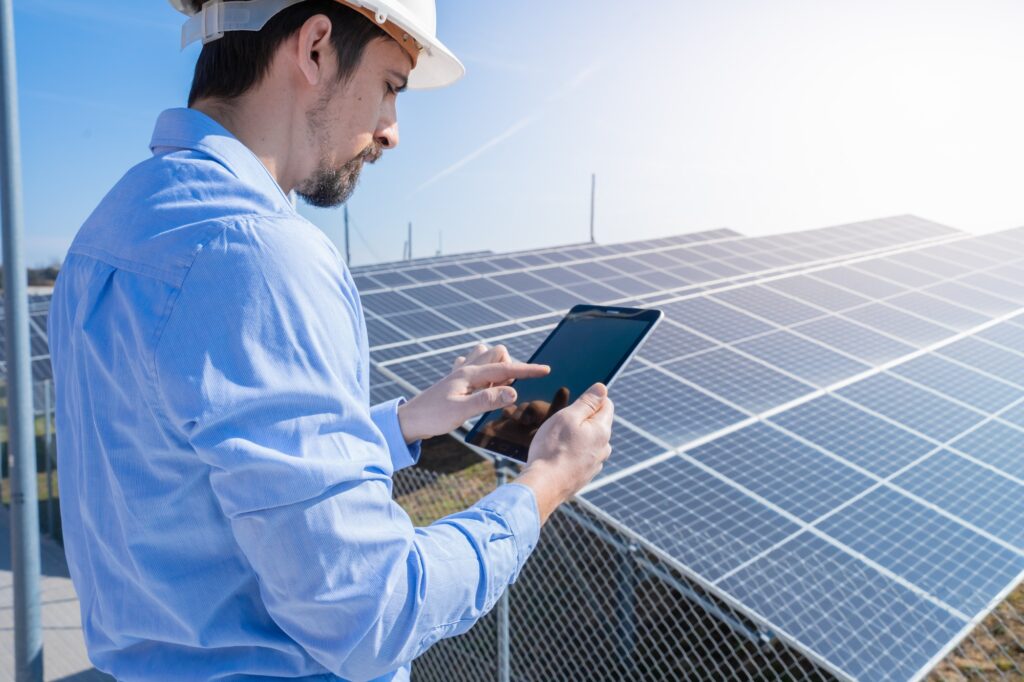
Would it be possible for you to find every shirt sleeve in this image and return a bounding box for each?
[370,398,422,471]
[152,218,540,681]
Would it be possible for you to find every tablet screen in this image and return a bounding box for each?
[466,305,660,461]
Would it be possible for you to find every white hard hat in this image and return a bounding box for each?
[169,0,464,89]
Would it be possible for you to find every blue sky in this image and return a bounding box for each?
[11,0,1024,266]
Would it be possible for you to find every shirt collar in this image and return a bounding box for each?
[150,107,296,214]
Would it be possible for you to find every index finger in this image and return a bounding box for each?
[464,361,550,385]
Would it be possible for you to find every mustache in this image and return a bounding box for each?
[360,143,383,165]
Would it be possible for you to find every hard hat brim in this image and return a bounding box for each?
[406,35,465,90]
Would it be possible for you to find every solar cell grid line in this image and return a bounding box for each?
[852,258,943,288]
[890,249,975,279]
[890,353,1024,414]
[938,336,1024,387]
[808,265,909,299]
[688,422,875,523]
[819,486,1024,616]
[663,348,816,414]
[922,241,1006,271]
[736,331,872,388]
[710,285,824,327]
[432,301,508,328]
[599,420,670,477]
[836,373,987,443]
[959,271,1024,304]
[840,303,955,347]
[375,354,454,393]
[581,456,804,584]
[893,450,1024,550]
[793,316,916,365]
[765,276,872,312]
[950,421,1024,480]
[715,532,967,682]
[759,393,1024,557]
[977,319,1024,352]
[925,280,1021,316]
[634,320,716,364]
[768,395,935,477]
[609,367,747,447]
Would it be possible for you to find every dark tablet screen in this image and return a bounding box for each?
[465,305,661,461]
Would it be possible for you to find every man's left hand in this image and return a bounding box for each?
[395,343,550,443]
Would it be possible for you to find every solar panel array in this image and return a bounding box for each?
[360,215,1024,681]
[16,215,1022,680]
[0,295,57,411]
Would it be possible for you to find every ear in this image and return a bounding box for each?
[294,14,334,87]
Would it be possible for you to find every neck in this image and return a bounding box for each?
[192,88,307,194]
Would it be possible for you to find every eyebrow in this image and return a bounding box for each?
[387,69,409,93]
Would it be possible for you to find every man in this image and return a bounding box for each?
[47,1,614,680]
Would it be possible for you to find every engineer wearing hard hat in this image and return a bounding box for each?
[47,1,614,680]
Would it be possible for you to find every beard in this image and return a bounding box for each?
[295,86,382,208]
[295,144,380,208]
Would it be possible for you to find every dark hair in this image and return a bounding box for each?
[186,0,387,106]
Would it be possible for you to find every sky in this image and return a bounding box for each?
[10,0,1024,266]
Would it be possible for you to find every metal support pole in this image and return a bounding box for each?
[589,173,596,243]
[0,0,44,678]
[43,380,52,539]
[616,542,639,676]
[407,222,413,261]
[495,460,512,682]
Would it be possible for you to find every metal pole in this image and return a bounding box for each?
[407,222,413,261]
[589,173,596,243]
[616,543,639,676]
[0,0,43,678]
[495,460,512,682]
[343,204,351,266]
[43,380,52,539]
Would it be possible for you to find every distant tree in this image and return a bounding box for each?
[0,260,62,289]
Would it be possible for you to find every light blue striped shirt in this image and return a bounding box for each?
[48,108,540,682]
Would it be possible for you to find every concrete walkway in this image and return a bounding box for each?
[0,507,112,681]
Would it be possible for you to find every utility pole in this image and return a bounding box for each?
[407,222,413,261]
[0,0,43,678]
[436,231,442,257]
[343,203,351,266]
[589,173,597,244]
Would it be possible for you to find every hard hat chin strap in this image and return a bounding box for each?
[181,0,421,67]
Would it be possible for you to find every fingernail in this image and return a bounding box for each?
[501,388,516,402]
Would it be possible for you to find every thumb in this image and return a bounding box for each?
[568,383,608,419]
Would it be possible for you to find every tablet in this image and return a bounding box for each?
[465,304,662,462]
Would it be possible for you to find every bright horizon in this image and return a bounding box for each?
[13,0,1024,267]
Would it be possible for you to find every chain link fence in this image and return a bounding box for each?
[397,439,1024,682]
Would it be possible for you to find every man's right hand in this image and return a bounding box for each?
[514,383,614,524]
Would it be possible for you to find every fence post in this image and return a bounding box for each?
[0,0,44,676]
[616,542,640,676]
[495,459,512,682]
[43,380,53,539]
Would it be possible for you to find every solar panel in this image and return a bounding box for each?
[20,217,1024,679]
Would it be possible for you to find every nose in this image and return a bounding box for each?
[375,100,399,150]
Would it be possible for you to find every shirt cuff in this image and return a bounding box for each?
[474,482,541,581]
[370,397,422,472]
